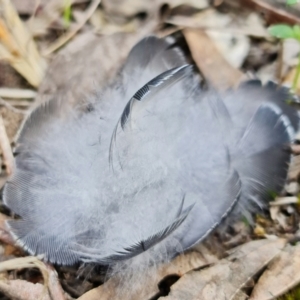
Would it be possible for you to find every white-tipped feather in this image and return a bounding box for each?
[3,37,299,290]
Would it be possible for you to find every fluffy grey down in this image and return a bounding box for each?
[3,36,299,268]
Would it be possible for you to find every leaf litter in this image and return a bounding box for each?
[1,0,300,299]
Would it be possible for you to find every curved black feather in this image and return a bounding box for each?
[120,64,191,129]
[109,64,192,167]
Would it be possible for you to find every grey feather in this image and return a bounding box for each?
[72,202,195,264]
[3,36,299,268]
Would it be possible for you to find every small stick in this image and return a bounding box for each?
[0,114,14,175]
[270,196,299,206]
[0,97,27,114]
[0,88,36,99]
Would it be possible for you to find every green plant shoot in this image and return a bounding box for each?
[269,24,300,92]
[63,0,72,29]
[286,0,300,5]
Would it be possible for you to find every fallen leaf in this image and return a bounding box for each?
[225,0,300,25]
[78,248,218,300]
[89,9,139,35]
[11,0,89,15]
[183,28,244,89]
[101,0,209,23]
[0,279,51,300]
[163,239,286,300]
[167,9,251,68]
[250,243,300,300]
[167,9,268,37]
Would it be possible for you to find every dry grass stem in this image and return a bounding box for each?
[0,88,36,99]
[0,113,14,175]
[0,0,47,87]
[0,97,27,114]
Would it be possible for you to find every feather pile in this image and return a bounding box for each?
[2,37,299,286]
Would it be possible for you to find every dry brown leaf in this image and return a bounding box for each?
[0,0,46,87]
[89,9,139,35]
[78,248,218,300]
[0,279,51,300]
[11,0,38,15]
[183,28,243,89]
[250,243,300,300]
[101,0,209,23]
[163,239,286,300]
[167,10,251,69]
[225,0,300,25]
[167,9,268,38]
[12,0,89,15]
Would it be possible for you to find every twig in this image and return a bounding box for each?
[0,88,36,99]
[0,97,27,114]
[270,196,299,206]
[4,100,31,108]
[0,114,14,175]
[43,0,101,56]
